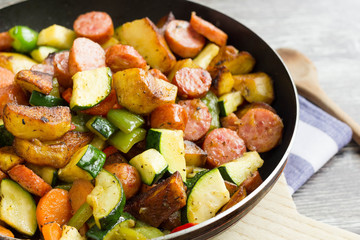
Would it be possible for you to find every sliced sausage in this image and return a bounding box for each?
[220,186,246,213]
[68,37,106,76]
[73,11,114,44]
[156,11,175,35]
[149,68,169,82]
[0,85,28,118]
[237,108,283,152]
[236,102,276,119]
[0,67,15,88]
[173,67,211,99]
[242,170,262,194]
[178,99,211,141]
[150,103,188,131]
[190,12,228,46]
[220,113,241,132]
[105,44,147,72]
[203,128,246,168]
[81,89,118,116]
[54,51,72,88]
[0,32,13,51]
[165,20,205,58]
[103,163,141,199]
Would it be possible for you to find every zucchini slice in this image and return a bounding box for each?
[87,169,126,230]
[218,91,243,117]
[218,151,264,186]
[0,179,37,236]
[146,128,187,182]
[201,91,221,130]
[86,116,117,141]
[186,168,230,223]
[129,149,168,185]
[29,90,68,107]
[58,144,106,182]
[30,46,58,62]
[70,67,112,111]
[0,120,14,147]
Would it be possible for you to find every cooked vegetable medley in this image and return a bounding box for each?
[0,9,283,239]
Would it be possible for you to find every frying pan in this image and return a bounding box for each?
[0,0,298,239]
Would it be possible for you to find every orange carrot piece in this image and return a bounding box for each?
[68,179,94,214]
[36,189,72,230]
[190,12,228,46]
[0,225,14,238]
[61,88,73,103]
[42,222,62,240]
[8,164,52,197]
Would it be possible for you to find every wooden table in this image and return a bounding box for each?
[1,0,360,236]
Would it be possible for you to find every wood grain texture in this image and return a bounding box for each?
[1,0,360,235]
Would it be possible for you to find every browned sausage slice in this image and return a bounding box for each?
[0,32,13,51]
[150,103,188,131]
[178,99,212,141]
[31,64,54,76]
[190,12,228,46]
[105,44,147,72]
[73,11,114,44]
[238,108,284,152]
[0,67,15,88]
[165,20,205,58]
[203,128,246,168]
[172,67,211,99]
[68,37,106,76]
[236,102,276,119]
[53,51,72,88]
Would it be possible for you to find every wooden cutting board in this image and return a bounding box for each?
[212,174,360,240]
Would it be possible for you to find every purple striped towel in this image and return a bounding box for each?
[283,95,352,194]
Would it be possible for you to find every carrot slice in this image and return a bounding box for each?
[8,164,52,197]
[68,179,94,214]
[102,145,118,158]
[62,88,73,103]
[36,188,72,230]
[190,12,228,46]
[42,222,62,240]
[0,169,7,182]
[0,225,14,238]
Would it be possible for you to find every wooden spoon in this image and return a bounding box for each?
[276,48,360,145]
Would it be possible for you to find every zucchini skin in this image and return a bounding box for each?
[76,144,106,178]
[29,90,68,107]
[0,124,14,147]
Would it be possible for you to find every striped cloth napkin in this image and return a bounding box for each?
[283,95,352,194]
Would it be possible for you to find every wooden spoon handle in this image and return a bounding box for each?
[297,85,360,145]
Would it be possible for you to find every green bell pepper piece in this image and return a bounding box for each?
[8,26,38,53]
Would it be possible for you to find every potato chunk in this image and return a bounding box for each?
[0,52,37,74]
[0,146,24,172]
[14,132,93,168]
[113,68,177,115]
[3,103,71,141]
[15,70,53,94]
[116,17,176,73]
[125,172,187,227]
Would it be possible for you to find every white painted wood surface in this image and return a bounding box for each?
[1,0,360,236]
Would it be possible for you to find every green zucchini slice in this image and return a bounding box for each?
[218,91,243,117]
[129,149,168,185]
[87,169,126,230]
[0,179,37,236]
[70,67,112,111]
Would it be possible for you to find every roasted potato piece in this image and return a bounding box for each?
[220,186,247,213]
[224,180,238,196]
[116,17,176,73]
[3,103,71,141]
[15,70,53,94]
[242,170,263,194]
[233,72,274,104]
[14,132,93,168]
[167,58,199,83]
[113,68,177,115]
[184,140,207,167]
[125,171,187,227]
[160,210,182,231]
[211,66,234,96]
[0,146,24,172]
[0,52,37,74]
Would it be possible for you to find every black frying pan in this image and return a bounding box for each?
[0,0,298,239]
